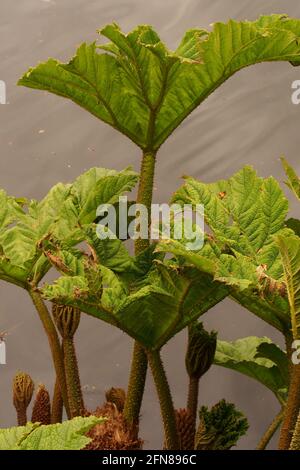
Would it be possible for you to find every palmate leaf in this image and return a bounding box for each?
[158,236,290,332]
[42,265,228,350]
[167,166,291,332]
[42,230,228,349]
[50,167,138,242]
[0,416,103,450]
[18,16,300,151]
[0,183,71,275]
[0,167,137,287]
[214,337,288,403]
[173,166,289,260]
[117,262,229,349]
[157,240,289,332]
[277,235,300,340]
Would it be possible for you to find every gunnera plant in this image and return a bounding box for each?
[17,15,300,449]
[157,161,300,449]
[0,167,138,421]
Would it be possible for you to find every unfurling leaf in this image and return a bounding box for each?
[195,400,248,450]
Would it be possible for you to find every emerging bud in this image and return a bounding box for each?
[185,322,217,379]
[12,371,34,426]
[52,303,80,338]
[105,387,126,413]
[31,384,51,425]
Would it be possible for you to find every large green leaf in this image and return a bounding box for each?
[277,235,300,340]
[0,167,137,287]
[168,166,291,332]
[42,230,228,349]
[0,183,71,275]
[0,416,103,450]
[42,266,228,349]
[173,166,289,260]
[19,16,300,150]
[116,262,229,349]
[50,167,138,243]
[161,237,290,335]
[214,337,288,403]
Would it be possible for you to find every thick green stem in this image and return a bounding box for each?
[134,151,156,253]
[278,363,300,449]
[187,376,199,434]
[123,341,148,431]
[257,409,284,450]
[63,337,84,417]
[124,151,156,429]
[28,289,70,418]
[148,350,180,450]
[51,376,63,423]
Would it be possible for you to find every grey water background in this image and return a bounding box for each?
[1,0,300,449]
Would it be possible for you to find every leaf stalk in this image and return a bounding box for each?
[28,289,70,418]
[148,349,180,449]
[123,151,156,431]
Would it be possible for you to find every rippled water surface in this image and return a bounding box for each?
[1,0,300,449]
